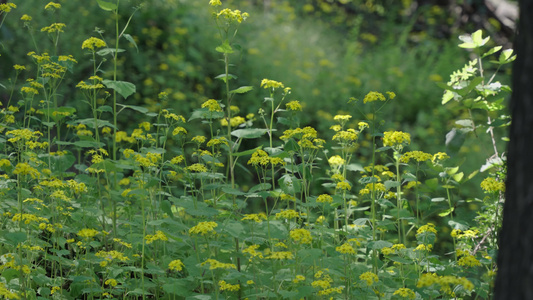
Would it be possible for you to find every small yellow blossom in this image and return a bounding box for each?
[219,280,240,292]
[480,177,505,193]
[363,91,386,103]
[82,37,106,51]
[189,221,218,235]
[168,259,184,271]
[359,271,379,286]
[201,99,222,112]
[383,131,411,149]
[202,258,236,270]
[260,79,284,90]
[316,194,333,203]
[286,100,303,111]
[290,228,312,244]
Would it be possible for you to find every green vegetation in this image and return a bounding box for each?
[0,0,512,299]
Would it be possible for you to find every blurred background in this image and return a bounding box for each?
[0,0,515,199]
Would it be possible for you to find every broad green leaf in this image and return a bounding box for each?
[117,104,149,114]
[369,240,393,250]
[214,73,237,83]
[4,231,27,245]
[453,172,464,182]
[229,86,253,94]
[232,146,262,157]
[384,180,400,190]
[103,80,136,99]
[222,219,244,238]
[161,200,174,219]
[445,166,459,176]
[498,49,516,64]
[346,163,364,172]
[74,140,105,148]
[39,106,77,122]
[96,0,117,11]
[215,40,234,54]
[481,46,502,58]
[249,183,271,193]
[222,187,246,196]
[283,138,299,152]
[438,207,454,217]
[278,174,301,194]
[96,48,125,56]
[231,128,269,139]
[123,33,138,53]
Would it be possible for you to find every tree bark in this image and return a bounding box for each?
[494,0,533,298]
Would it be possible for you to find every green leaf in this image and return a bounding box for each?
[39,106,77,122]
[96,0,117,11]
[214,73,237,83]
[459,30,489,48]
[481,46,502,58]
[161,200,174,219]
[346,163,364,172]
[215,40,234,54]
[232,146,262,157]
[498,49,516,64]
[231,128,269,139]
[96,48,125,56]
[278,174,301,194]
[117,104,149,114]
[229,86,253,94]
[222,219,244,238]
[4,231,27,245]
[438,207,454,217]
[384,180,400,190]
[369,240,393,250]
[249,183,271,193]
[453,172,464,182]
[123,34,139,53]
[102,80,136,99]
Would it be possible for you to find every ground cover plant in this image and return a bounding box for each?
[0,1,512,299]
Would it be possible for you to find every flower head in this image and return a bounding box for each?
[82,37,106,51]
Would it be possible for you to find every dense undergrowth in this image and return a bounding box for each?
[0,0,513,299]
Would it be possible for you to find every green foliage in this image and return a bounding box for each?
[0,1,510,300]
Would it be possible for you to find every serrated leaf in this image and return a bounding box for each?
[499,49,516,64]
[96,0,117,11]
[214,73,237,83]
[481,46,502,58]
[123,34,138,53]
[229,86,253,94]
[103,80,136,99]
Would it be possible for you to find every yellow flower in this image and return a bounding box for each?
[286,100,302,111]
[201,99,222,112]
[432,152,449,162]
[336,242,356,254]
[168,259,184,271]
[393,287,416,299]
[242,244,263,259]
[417,223,437,235]
[316,194,333,203]
[41,23,66,33]
[145,230,168,244]
[480,177,505,193]
[209,0,222,6]
[221,116,246,127]
[359,272,379,286]
[275,209,299,219]
[241,213,267,223]
[265,251,294,260]
[260,79,284,90]
[82,37,107,51]
[363,91,386,103]
[290,228,312,244]
[400,151,432,163]
[201,258,236,269]
[328,155,345,167]
[383,131,411,149]
[77,228,99,238]
[13,163,40,179]
[293,275,306,283]
[336,181,352,191]
[333,114,351,121]
[104,279,118,287]
[219,280,240,292]
[189,221,218,235]
[44,2,61,10]
[457,254,481,267]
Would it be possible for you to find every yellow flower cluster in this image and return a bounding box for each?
[417,273,474,296]
[363,91,386,103]
[286,100,302,111]
[432,152,450,163]
[260,79,284,90]
[202,258,236,270]
[0,3,17,13]
[451,229,479,239]
[336,181,352,191]
[290,228,312,244]
[414,244,433,252]
[104,279,118,287]
[383,131,411,148]
[221,116,245,127]
[77,228,100,238]
[41,23,66,33]
[242,244,264,259]
[316,194,333,203]
[275,209,299,219]
[247,149,284,167]
[328,155,345,167]
[480,177,505,193]
[216,8,249,23]
[207,136,229,147]
[417,223,437,235]
[168,259,184,271]
[400,151,433,163]
[95,250,129,262]
[12,213,48,225]
[332,129,358,143]
[381,243,406,255]
[201,99,223,112]
[266,251,294,260]
[241,213,267,223]
[219,280,240,291]
[359,271,379,286]
[336,242,356,254]
[186,163,208,173]
[13,163,40,179]
[393,287,416,299]
[189,221,218,235]
[45,2,61,10]
[457,254,481,267]
[145,230,168,244]
[82,37,106,50]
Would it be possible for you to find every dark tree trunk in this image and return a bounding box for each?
[494,0,533,298]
